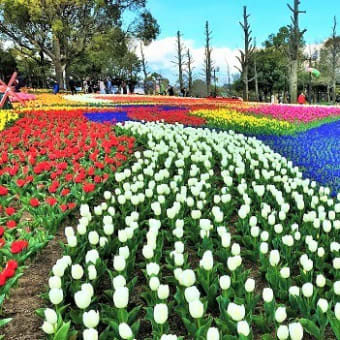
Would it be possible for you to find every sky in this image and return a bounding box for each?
[126,0,340,84]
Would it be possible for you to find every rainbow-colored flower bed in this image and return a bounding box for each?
[0,93,339,339]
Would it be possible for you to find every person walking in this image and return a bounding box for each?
[297,92,307,105]
[69,77,76,95]
[99,80,106,94]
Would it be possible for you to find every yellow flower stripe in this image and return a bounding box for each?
[0,110,19,131]
[192,108,294,133]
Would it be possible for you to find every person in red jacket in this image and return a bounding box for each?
[297,92,307,105]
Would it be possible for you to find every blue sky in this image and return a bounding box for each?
[127,1,340,84]
[145,0,339,48]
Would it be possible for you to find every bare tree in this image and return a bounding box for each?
[286,0,307,103]
[186,48,194,96]
[204,21,213,96]
[140,42,149,94]
[172,31,186,89]
[253,38,259,101]
[330,16,340,103]
[236,6,255,101]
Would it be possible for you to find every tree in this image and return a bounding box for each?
[286,0,307,103]
[172,31,186,89]
[186,48,194,96]
[0,43,17,82]
[236,6,255,101]
[140,42,150,93]
[253,39,259,101]
[327,17,340,103]
[0,0,159,89]
[204,21,213,96]
[192,79,207,98]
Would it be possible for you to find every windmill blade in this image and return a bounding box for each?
[0,89,10,108]
[7,72,18,87]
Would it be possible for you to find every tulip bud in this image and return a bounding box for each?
[88,265,97,280]
[49,276,61,289]
[227,303,245,321]
[49,288,63,305]
[289,322,303,340]
[88,231,99,245]
[317,298,328,313]
[219,275,231,290]
[103,224,114,236]
[113,255,126,272]
[180,269,196,287]
[119,323,133,339]
[71,264,84,280]
[277,325,289,340]
[275,307,287,323]
[113,275,126,289]
[154,303,168,324]
[42,321,55,334]
[335,303,340,320]
[149,276,160,291]
[262,288,274,303]
[113,287,129,308]
[189,300,204,318]
[184,286,200,303]
[245,278,255,293]
[74,290,91,309]
[302,282,313,298]
[83,310,100,328]
[237,320,250,336]
[142,245,154,259]
[83,328,98,340]
[334,281,340,295]
[44,308,57,324]
[316,274,326,288]
[157,284,170,300]
[207,327,220,340]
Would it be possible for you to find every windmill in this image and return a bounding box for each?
[0,72,26,109]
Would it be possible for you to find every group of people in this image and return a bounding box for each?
[83,78,128,95]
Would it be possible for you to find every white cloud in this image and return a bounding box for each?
[136,37,241,85]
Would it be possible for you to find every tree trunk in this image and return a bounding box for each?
[53,35,65,90]
[327,84,331,103]
[289,60,298,103]
[243,65,249,101]
[333,78,336,104]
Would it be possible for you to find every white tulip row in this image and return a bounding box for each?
[42,121,340,339]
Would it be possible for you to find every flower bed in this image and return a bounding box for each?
[40,122,340,340]
[0,110,19,131]
[0,111,134,293]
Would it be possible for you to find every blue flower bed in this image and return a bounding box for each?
[84,107,339,195]
[255,120,340,195]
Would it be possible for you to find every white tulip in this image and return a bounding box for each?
[219,275,231,290]
[74,290,91,309]
[302,282,313,298]
[277,325,289,339]
[231,243,241,256]
[207,327,219,340]
[113,255,126,272]
[71,264,84,280]
[49,276,61,289]
[262,288,274,303]
[260,242,268,254]
[154,304,168,324]
[280,267,290,279]
[81,283,94,298]
[181,269,196,287]
[113,275,126,289]
[335,303,340,320]
[245,278,255,293]
[189,300,204,318]
[83,328,98,340]
[49,288,63,305]
[85,249,99,264]
[334,281,340,295]
[119,246,130,260]
[103,224,114,236]
[83,310,100,328]
[275,307,287,323]
[88,231,99,245]
[157,284,170,300]
[146,263,160,276]
[42,321,55,334]
[289,322,303,340]
[317,298,328,313]
[44,308,58,324]
[269,250,280,266]
[149,276,160,291]
[119,323,133,339]
[88,265,97,280]
[142,245,154,259]
[113,287,129,308]
[200,251,214,271]
[227,303,245,321]
[237,320,250,336]
[184,286,201,303]
[67,235,77,248]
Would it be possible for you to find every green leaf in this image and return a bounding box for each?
[300,318,322,339]
[53,321,71,340]
[329,317,340,339]
[262,334,275,340]
[0,318,12,328]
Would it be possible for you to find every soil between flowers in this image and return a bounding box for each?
[0,230,65,340]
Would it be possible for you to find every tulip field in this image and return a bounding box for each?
[0,94,340,340]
